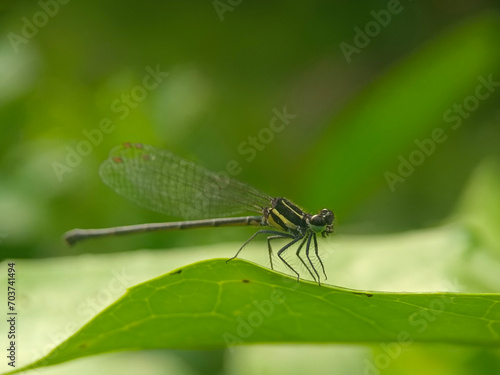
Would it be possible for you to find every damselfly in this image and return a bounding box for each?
[64,143,335,284]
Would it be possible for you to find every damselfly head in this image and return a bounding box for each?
[309,208,334,235]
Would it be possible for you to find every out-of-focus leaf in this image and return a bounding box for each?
[304,14,500,214]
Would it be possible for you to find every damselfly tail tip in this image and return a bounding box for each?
[63,229,83,246]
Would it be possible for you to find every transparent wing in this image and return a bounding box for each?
[99,143,271,220]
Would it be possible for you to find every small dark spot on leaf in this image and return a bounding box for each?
[78,342,88,350]
[353,292,373,298]
[242,279,251,283]
[172,269,182,275]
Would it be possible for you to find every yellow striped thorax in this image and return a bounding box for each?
[264,197,334,237]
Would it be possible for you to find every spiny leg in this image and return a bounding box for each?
[266,234,293,270]
[313,233,327,280]
[227,230,294,263]
[295,235,317,282]
[276,236,303,280]
[306,233,321,285]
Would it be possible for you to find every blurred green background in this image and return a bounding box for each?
[1,0,500,374]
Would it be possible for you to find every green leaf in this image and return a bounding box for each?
[454,159,500,255]
[6,258,500,375]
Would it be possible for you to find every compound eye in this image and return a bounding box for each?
[310,215,326,227]
[320,209,334,223]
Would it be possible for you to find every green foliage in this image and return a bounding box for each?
[304,14,500,214]
[1,2,500,375]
